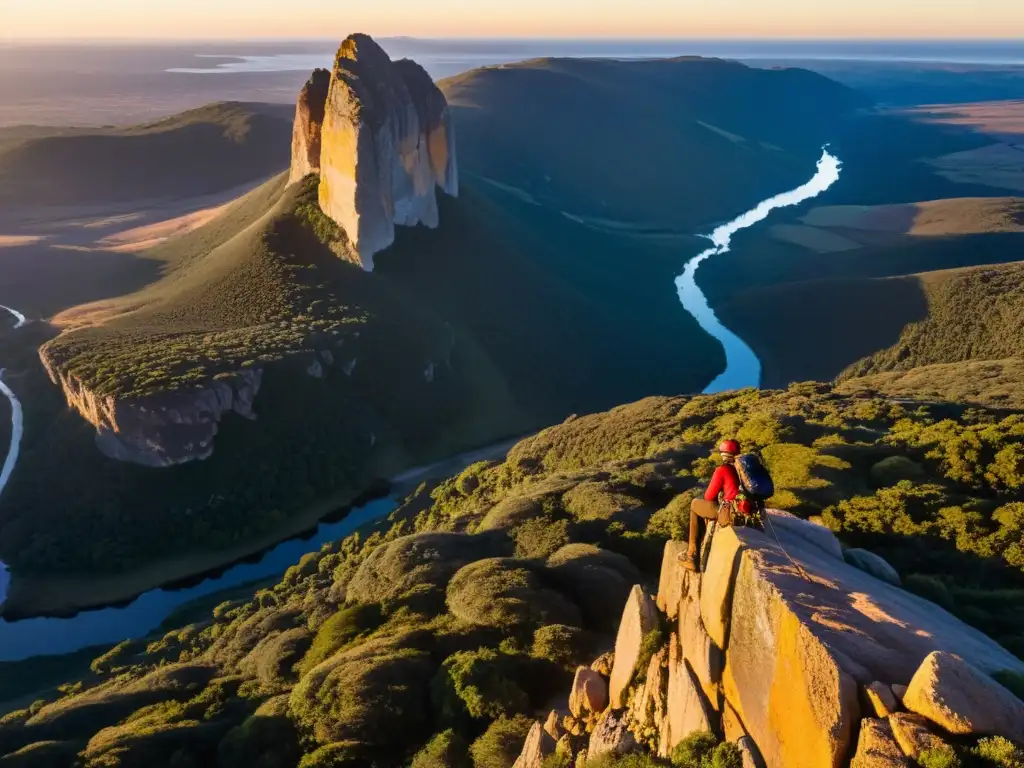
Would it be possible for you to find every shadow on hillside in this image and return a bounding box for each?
[720,273,929,387]
[0,243,160,318]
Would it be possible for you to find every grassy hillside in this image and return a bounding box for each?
[12,57,867,597]
[2,385,1024,766]
[1,176,522,594]
[710,193,1024,387]
[441,56,865,229]
[0,102,293,206]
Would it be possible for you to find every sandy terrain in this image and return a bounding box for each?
[908,100,1024,142]
[774,197,1024,253]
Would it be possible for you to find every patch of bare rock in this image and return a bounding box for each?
[511,510,1024,767]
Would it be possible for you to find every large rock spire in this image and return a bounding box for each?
[291,34,458,270]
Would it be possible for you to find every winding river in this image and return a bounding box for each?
[0,305,27,612]
[676,148,842,392]
[0,149,842,661]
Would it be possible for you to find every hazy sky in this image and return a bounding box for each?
[5,0,1024,40]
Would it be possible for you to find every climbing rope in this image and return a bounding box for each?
[762,510,813,582]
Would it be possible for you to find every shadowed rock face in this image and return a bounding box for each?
[317,34,459,270]
[289,68,331,184]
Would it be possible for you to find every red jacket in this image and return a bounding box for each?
[705,464,741,502]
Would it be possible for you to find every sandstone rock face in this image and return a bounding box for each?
[722,534,859,768]
[679,586,721,692]
[587,709,636,761]
[844,548,901,586]
[591,652,614,677]
[722,698,746,742]
[513,721,555,768]
[903,651,1024,742]
[317,34,458,270]
[888,712,951,760]
[630,647,668,748]
[865,681,899,718]
[657,539,700,620]
[736,735,766,768]
[662,632,713,756]
[608,585,658,709]
[699,526,744,650]
[851,719,910,768]
[569,667,608,718]
[41,358,262,467]
[289,68,331,183]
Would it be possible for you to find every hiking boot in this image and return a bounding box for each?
[678,551,699,572]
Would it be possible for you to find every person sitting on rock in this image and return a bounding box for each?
[680,439,742,572]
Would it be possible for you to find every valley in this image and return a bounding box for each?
[1,31,1024,768]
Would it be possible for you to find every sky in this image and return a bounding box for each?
[4,0,1024,40]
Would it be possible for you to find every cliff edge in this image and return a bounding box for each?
[513,510,1024,768]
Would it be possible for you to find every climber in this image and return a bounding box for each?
[679,438,743,572]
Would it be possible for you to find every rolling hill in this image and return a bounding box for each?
[4,51,864,612]
[0,102,293,207]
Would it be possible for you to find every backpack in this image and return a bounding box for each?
[735,453,775,500]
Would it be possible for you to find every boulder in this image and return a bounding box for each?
[699,526,744,650]
[318,34,458,270]
[865,681,899,718]
[850,718,910,768]
[903,651,1024,743]
[763,509,843,560]
[289,68,331,183]
[591,652,614,677]
[679,587,722,690]
[569,667,609,718]
[544,710,566,741]
[721,530,859,768]
[892,684,907,703]
[630,646,668,749]
[724,523,1024,685]
[608,585,658,709]
[844,549,901,587]
[736,735,766,768]
[661,632,713,756]
[888,712,951,760]
[513,721,556,768]
[587,710,636,761]
[657,539,700,620]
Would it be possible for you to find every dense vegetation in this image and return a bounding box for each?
[2,384,1023,766]
[0,102,294,207]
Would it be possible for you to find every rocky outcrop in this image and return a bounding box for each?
[608,585,658,709]
[902,651,1024,742]
[569,667,608,718]
[844,548,901,586]
[515,506,1024,768]
[850,719,909,768]
[513,722,556,768]
[288,68,331,184]
[41,357,261,467]
[315,34,458,270]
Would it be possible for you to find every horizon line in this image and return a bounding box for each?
[3,35,1024,44]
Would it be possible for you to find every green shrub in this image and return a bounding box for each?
[973,736,1024,768]
[588,754,665,767]
[870,456,929,488]
[706,743,743,768]
[297,741,366,768]
[671,731,719,768]
[469,715,533,768]
[446,558,582,630]
[541,753,574,768]
[513,517,571,559]
[918,746,963,768]
[298,604,383,675]
[217,695,300,768]
[432,648,530,722]
[531,624,590,667]
[411,729,472,768]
